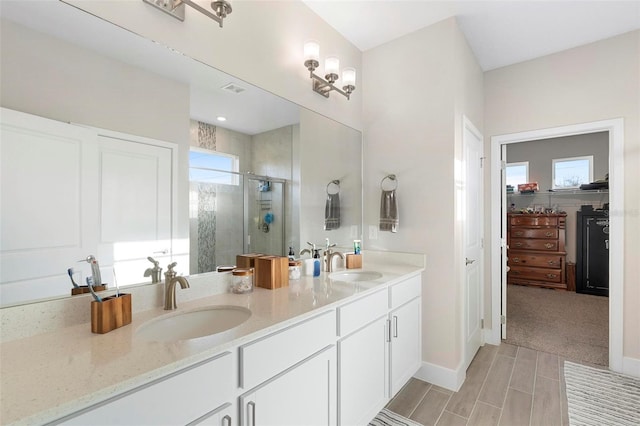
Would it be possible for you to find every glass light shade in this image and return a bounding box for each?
[303,40,320,62]
[325,56,340,75]
[342,67,356,87]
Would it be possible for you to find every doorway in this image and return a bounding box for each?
[489,118,625,373]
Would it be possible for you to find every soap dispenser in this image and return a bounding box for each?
[312,249,321,277]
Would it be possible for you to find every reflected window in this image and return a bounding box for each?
[552,156,593,189]
[189,148,239,185]
[506,162,529,187]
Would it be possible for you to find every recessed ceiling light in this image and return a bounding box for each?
[217,116,227,122]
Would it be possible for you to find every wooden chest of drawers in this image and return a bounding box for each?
[507,213,567,289]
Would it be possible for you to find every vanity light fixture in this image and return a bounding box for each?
[303,41,356,100]
[142,0,232,28]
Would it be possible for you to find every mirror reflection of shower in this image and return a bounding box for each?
[189,149,286,274]
[246,176,285,256]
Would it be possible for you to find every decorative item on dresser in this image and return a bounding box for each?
[507,213,567,289]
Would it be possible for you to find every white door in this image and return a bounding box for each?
[463,117,484,369]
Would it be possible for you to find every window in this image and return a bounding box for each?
[506,162,529,187]
[189,148,239,185]
[552,156,593,189]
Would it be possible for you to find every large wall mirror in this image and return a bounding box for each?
[0,1,362,307]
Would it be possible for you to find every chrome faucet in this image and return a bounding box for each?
[164,262,189,310]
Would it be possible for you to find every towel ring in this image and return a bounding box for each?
[327,179,340,195]
[380,174,398,191]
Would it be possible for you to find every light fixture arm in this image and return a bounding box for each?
[309,71,352,100]
[142,0,232,27]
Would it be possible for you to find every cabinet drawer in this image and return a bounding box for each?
[510,228,558,239]
[337,289,387,337]
[508,266,562,282]
[59,352,234,425]
[510,216,558,226]
[389,274,421,309]
[510,239,558,251]
[239,310,335,390]
[508,254,562,268]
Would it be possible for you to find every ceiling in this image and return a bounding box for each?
[303,0,640,70]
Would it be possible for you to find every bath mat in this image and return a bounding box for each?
[369,408,422,426]
[564,361,640,425]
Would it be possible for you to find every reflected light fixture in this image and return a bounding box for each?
[304,40,356,100]
[142,0,232,28]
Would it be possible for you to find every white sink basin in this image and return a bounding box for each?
[136,306,251,342]
[329,271,383,282]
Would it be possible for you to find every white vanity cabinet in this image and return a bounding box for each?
[54,352,234,426]
[239,346,336,426]
[388,275,422,396]
[336,289,389,425]
[336,273,422,425]
[189,402,235,426]
[238,311,337,426]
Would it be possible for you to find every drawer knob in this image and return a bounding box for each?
[546,273,557,279]
[545,232,554,237]
[544,243,554,249]
[515,242,523,247]
[548,260,556,265]
[512,257,520,263]
[514,231,523,236]
[511,270,521,275]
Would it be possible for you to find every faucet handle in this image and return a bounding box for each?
[166,262,178,273]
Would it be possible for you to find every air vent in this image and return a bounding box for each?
[221,83,246,94]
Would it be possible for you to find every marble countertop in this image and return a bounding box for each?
[0,254,424,425]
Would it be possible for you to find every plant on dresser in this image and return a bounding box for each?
[507,213,567,289]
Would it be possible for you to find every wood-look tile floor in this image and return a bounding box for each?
[386,343,579,426]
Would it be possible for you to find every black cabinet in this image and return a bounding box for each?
[576,207,609,296]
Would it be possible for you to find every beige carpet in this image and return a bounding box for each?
[505,284,608,365]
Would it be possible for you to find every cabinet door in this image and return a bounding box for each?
[190,402,235,426]
[239,346,336,426]
[389,297,421,396]
[338,316,388,426]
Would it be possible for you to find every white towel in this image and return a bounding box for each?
[324,193,340,230]
[379,189,398,232]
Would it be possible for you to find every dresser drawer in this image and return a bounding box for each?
[508,266,562,282]
[510,216,558,227]
[508,253,562,268]
[510,228,558,239]
[510,239,558,251]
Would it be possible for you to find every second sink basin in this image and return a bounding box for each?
[329,270,383,282]
[136,305,251,342]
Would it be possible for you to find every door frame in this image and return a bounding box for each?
[489,118,624,373]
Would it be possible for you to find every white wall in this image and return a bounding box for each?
[484,30,640,364]
[363,17,484,383]
[65,0,363,132]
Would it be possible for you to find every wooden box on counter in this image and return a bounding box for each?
[254,256,289,289]
[346,254,362,269]
[72,284,107,296]
[236,253,265,269]
[91,293,132,334]
[507,213,567,289]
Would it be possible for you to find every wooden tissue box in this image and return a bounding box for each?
[255,256,289,289]
[346,254,362,269]
[236,253,265,269]
[71,284,107,296]
[91,293,132,334]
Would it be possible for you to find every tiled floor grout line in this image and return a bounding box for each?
[467,346,500,425]
[406,383,431,422]
[435,392,455,426]
[496,346,518,426]
[528,350,541,426]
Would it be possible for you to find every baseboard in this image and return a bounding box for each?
[414,360,465,392]
[622,356,640,378]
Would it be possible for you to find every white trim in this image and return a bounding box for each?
[490,118,624,373]
[414,360,465,392]
[622,356,640,378]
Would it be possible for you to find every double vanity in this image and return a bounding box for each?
[0,251,424,425]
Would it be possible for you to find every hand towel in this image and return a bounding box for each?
[379,189,398,232]
[324,193,341,230]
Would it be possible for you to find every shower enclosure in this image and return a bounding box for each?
[189,168,285,274]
